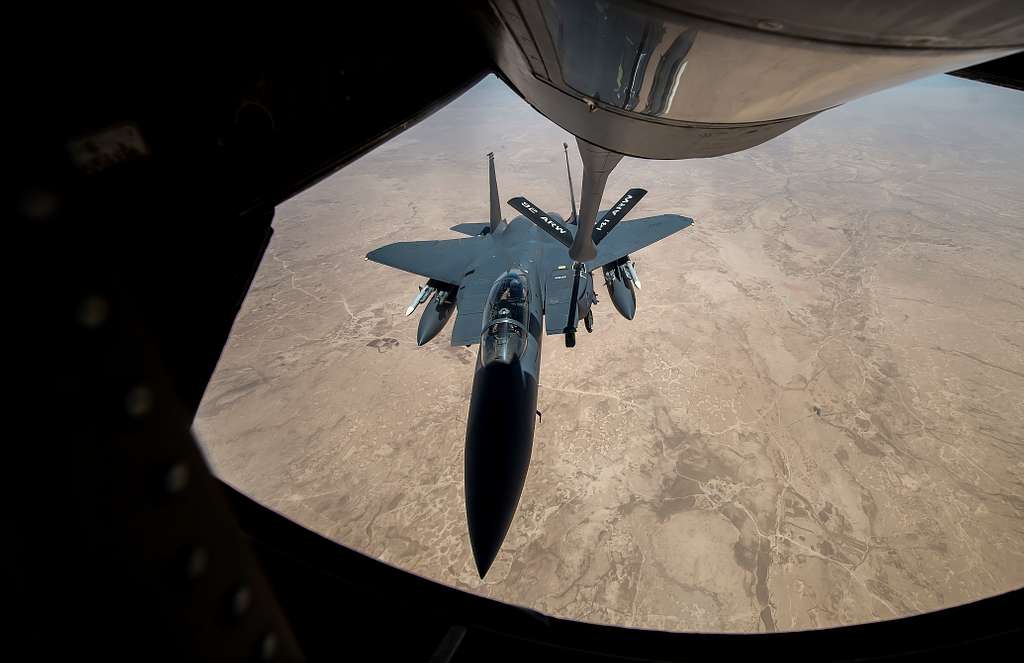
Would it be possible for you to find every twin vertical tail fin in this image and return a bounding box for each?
[563,142,578,225]
[488,152,506,234]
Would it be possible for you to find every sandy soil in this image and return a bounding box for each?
[195,75,1024,632]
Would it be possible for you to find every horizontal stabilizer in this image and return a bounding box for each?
[593,188,646,246]
[507,196,573,249]
[450,222,490,236]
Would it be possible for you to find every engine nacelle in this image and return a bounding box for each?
[602,258,638,320]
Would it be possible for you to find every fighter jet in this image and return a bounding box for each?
[367,143,693,577]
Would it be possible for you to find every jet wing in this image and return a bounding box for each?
[592,214,694,267]
[366,237,481,285]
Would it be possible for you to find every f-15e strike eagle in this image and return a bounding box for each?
[367,142,693,577]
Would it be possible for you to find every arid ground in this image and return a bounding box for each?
[195,75,1024,632]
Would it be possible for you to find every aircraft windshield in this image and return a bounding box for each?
[480,270,529,365]
[486,272,528,325]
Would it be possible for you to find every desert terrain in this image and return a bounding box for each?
[195,75,1024,632]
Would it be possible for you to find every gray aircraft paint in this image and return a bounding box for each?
[366,152,694,575]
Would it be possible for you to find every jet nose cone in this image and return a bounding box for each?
[467,506,506,578]
[464,362,538,578]
[464,421,533,578]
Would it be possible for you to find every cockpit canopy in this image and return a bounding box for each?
[480,270,530,366]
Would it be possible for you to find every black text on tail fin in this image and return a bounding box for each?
[507,196,573,249]
[593,188,647,246]
[488,152,506,234]
[563,142,578,225]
